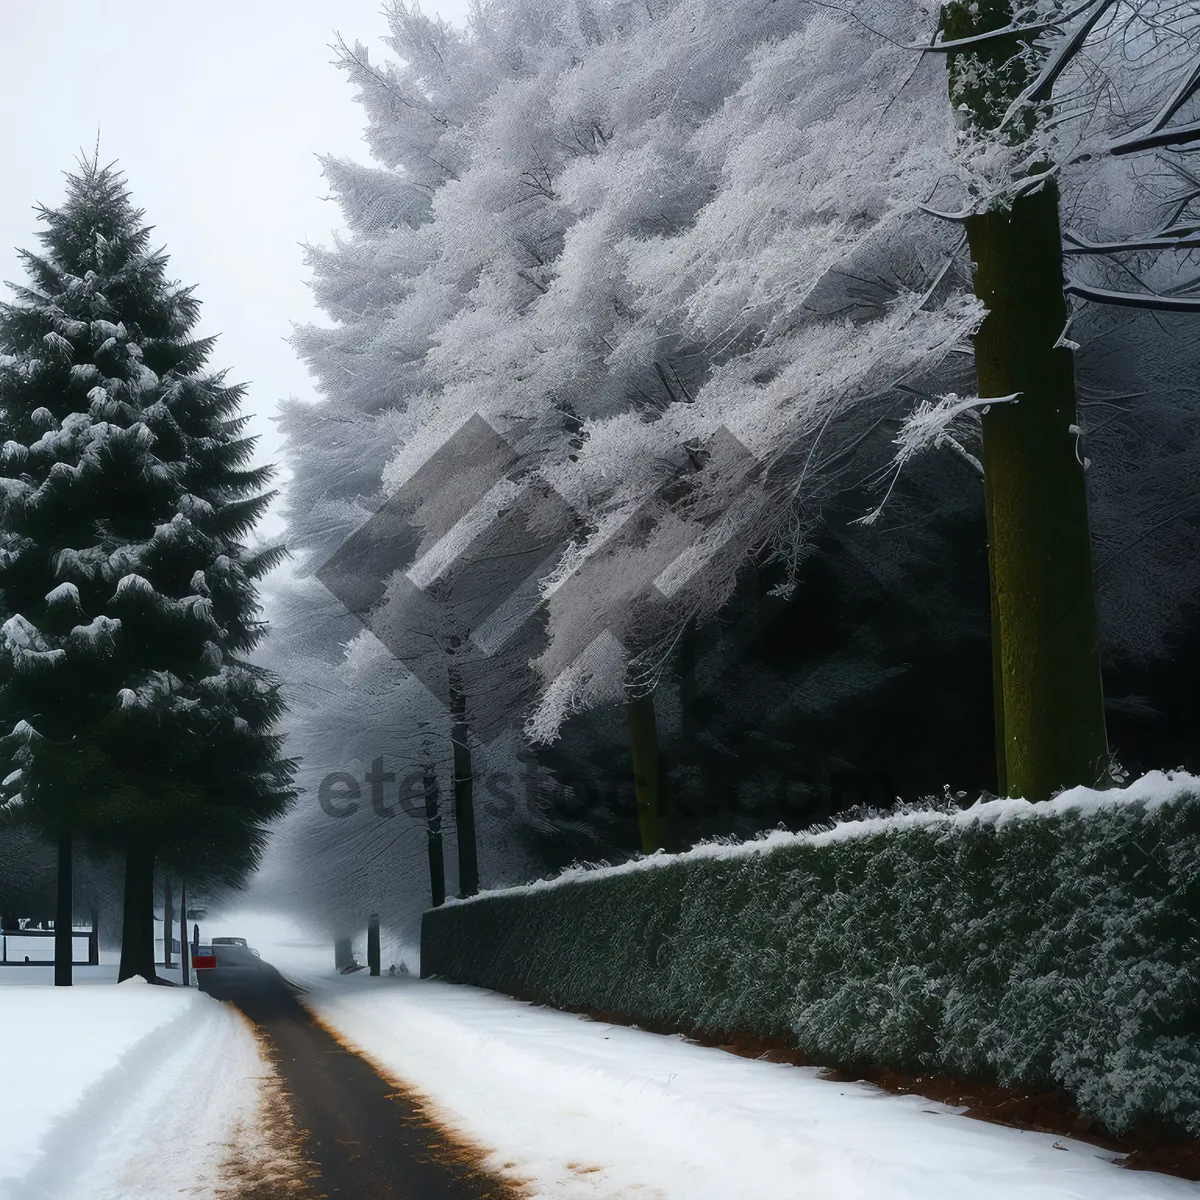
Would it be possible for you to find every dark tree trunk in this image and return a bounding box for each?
[87,890,99,966]
[180,882,190,987]
[983,470,1008,798]
[626,693,664,854]
[54,829,72,987]
[367,914,380,976]
[118,843,159,983]
[162,875,173,968]
[449,675,478,898]
[424,768,446,908]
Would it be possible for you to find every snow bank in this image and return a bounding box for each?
[301,973,1197,1200]
[447,768,1200,904]
[0,978,268,1199]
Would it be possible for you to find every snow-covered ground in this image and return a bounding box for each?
[9,909,1191,1200]
[291,966,1198,1200]
[0,963,269,1200]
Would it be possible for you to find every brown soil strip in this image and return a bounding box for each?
[217,1021,321,1199]
[303,1007,529,1195]
[710,1033,1200,1182]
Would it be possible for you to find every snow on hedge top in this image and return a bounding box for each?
[449,770,1200,906]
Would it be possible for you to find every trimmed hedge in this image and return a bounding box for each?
[422,772,1200,1134]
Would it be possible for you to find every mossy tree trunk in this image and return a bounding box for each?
[967,190,1108,799]
[626,693,664,853]
[944,0,1108,801]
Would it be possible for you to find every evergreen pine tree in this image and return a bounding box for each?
[0,159,295,982]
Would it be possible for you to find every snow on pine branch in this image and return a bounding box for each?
[1,614,64,669]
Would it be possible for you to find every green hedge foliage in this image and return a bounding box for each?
[422,772,1200,1134]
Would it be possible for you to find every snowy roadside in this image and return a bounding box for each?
[298,971,1199,1200]
[0,973,270,1200]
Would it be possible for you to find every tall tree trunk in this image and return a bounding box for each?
[87,890,99,966]
[626,693,664,853]
[54,829,72,987]
[423,767,446,908]
[966,189,1108,800]
[449,673,478,898]
[367,913,380,976]
[118,843,158,983]
[162,875,173,969]
[179,882,190,987]
[944,0,1108,801]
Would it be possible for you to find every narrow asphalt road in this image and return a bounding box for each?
[203,965,515,1200]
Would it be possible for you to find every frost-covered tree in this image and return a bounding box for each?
[275,0,979,870]
[272,0,1200,932]
[0,161,294,982]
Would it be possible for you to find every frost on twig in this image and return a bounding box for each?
[859,391,1020,524]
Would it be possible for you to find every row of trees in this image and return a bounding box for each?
[0,162,295,983]
[264,0,1200,939]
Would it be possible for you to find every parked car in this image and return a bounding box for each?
[194,939,270,995]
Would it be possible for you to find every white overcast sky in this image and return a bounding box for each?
[1,1,472,535]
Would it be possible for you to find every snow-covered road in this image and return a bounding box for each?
[298,970,1199,1200]
[0,969,271,1200]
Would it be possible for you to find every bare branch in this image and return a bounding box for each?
[918,201,972,222]
[1110,117,1200,156]
[1001,0,1119,124]
[1063,230,1200,253]
[908,20,1056,53]
[911,0,1103,55]
[1066,281,1200,310]
[1144,56,1200,137]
